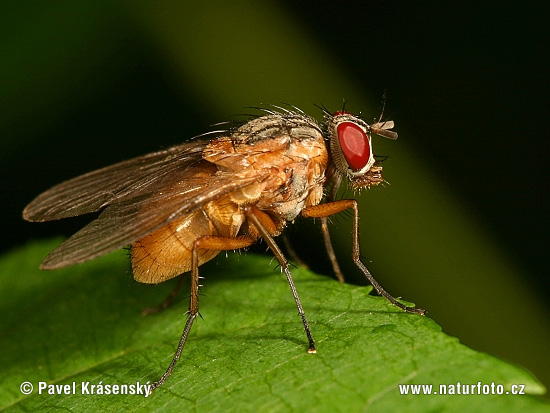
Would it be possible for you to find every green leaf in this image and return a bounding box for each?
[1,240,547,411]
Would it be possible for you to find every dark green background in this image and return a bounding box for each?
[2,0,548,394]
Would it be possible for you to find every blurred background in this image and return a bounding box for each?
[2,1,548,391]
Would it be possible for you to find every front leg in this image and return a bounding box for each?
[303,200,425,315]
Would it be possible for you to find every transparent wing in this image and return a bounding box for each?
[23,140,267,269]
[40,170,263,269]
[23,142,205,221]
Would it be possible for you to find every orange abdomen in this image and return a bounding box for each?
[131,197,245,284]
[131,210,215,283]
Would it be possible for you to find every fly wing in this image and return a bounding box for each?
[23,139,268,269]
[39,165,266,269]
[23,141,205,221]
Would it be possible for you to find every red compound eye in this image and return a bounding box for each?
[336,122,371,171]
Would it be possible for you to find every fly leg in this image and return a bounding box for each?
[320,172,345,282]
[245,205,316,353]
[303,200,425,315]
[142,275,187,315]
[281,234,309,269]
[150,234,256,392]
[320,217,345,283]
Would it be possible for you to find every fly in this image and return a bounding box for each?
[23,105,425,392]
